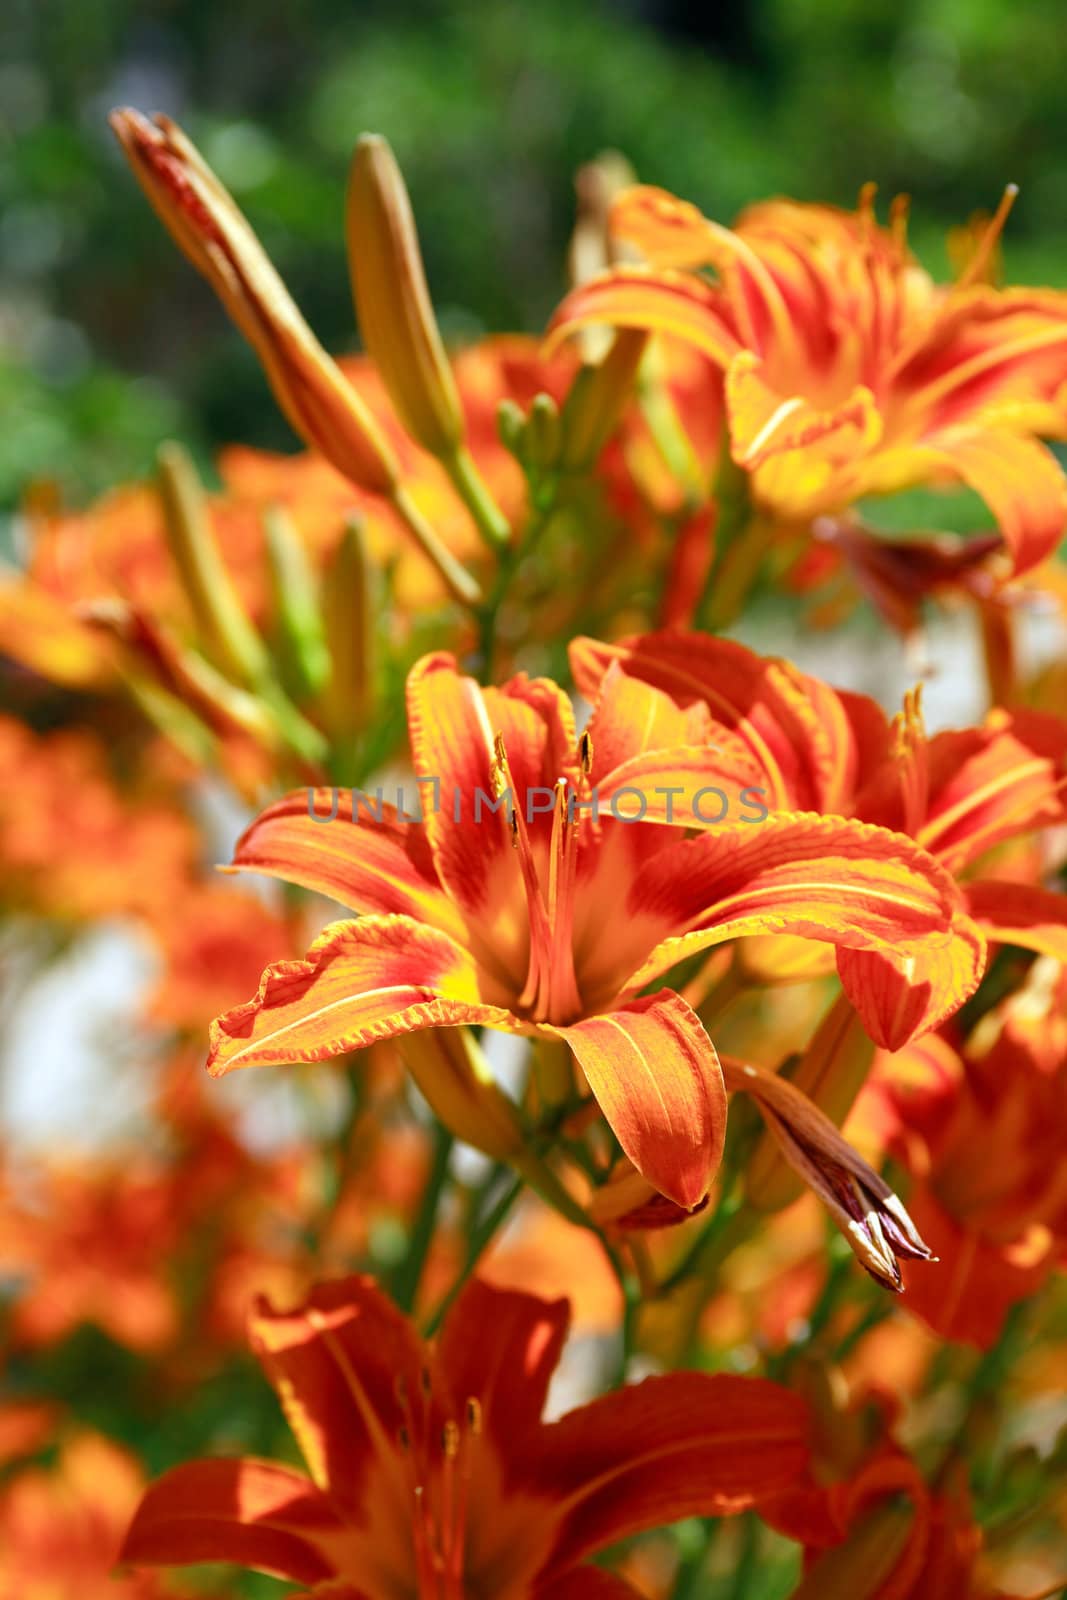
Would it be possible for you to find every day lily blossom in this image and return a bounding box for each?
[209,648,974,1208]
[570,630,991,1047]
[119,1275,811,1599]
[549,185,1067,574]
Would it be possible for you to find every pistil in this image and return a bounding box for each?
[491,733,586,1023]
[396,1369,481,1598]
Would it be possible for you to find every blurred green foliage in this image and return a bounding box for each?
[3,0,1067,512]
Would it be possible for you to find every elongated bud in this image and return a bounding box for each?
[347,136,510,549]
[569,150,637,286]
[526,394,562,472]
[496,399,526,457]
[264,505,331,702]
[347,135,464,459]
[89,600,327,768]
[745,993,874,1213]
[558,328,648,471]
[319,515,375,748]
[156,442,271,687]
[723,1055,933,1291]
[568,151,637,361]
[110,109,400,496]
[400,1028,525,1163]
[113,111,483,604]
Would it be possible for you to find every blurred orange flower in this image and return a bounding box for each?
[120,1275,809,1598]
[550,185,1067,574]
[860,978,1067,1346]
[0,1432,200,1600]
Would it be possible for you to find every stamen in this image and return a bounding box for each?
[545,780,583,1022]
[579,729,594,776]
[892,686,928,838]
[494,729,587,1024]
[889,192,910,254]
[857,180,878,229]
[956,183,1018,290]
[444,1403,481,1587]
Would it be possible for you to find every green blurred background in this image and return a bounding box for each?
[4,0,1067,515]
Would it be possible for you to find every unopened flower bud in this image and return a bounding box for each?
[156,441,271,689]
[723,1055,933,1292]
[319,515,375,750]
[346,134,464,461]
[111,109,400,496]
[745,994,874,1213]
[558,328,648,472]
[264,505,331,703]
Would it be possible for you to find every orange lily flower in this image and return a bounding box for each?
[0,717,196,926]
[858,976,1067,1347]
[120,1275,810,1599]
[571,629,1067,1042]
[762,1369,1059,1600]
[549,186,1067,574]
[209,650,970,1206]
[0,1432,189,1600]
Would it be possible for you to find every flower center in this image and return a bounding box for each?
[397,1368,483,1600]
[490,730,591,1025]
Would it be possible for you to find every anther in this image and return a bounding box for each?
[957,184,1019,290]
[579,729,594,775]
[465,1397,482,1435]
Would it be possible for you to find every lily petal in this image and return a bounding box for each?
[856,430,1067,575]
[726,353,880,470]
[119,1458,342,1584]
[436,1280,570,1446]
[229,787,465,939]
[612,815,963,1006]
[965,878,1067,961]
[537,1371,810,1574]
[546,266,741,367]
[836,914,986,1049]
[570,630,884,815]
[207,915,510,1075]
[249,1276,423,1517]
[553,990,726,1209]
[405,652,576,933]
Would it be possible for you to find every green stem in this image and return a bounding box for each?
[391,1124,455,1313]
[422,1172,523,1336]
[475,483,562,680]
[445,444,512,551]
[670,1522,716,1600]
[726,1514,760,1600]
[833,1298,893,1362]
[660,1193,739,1299]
